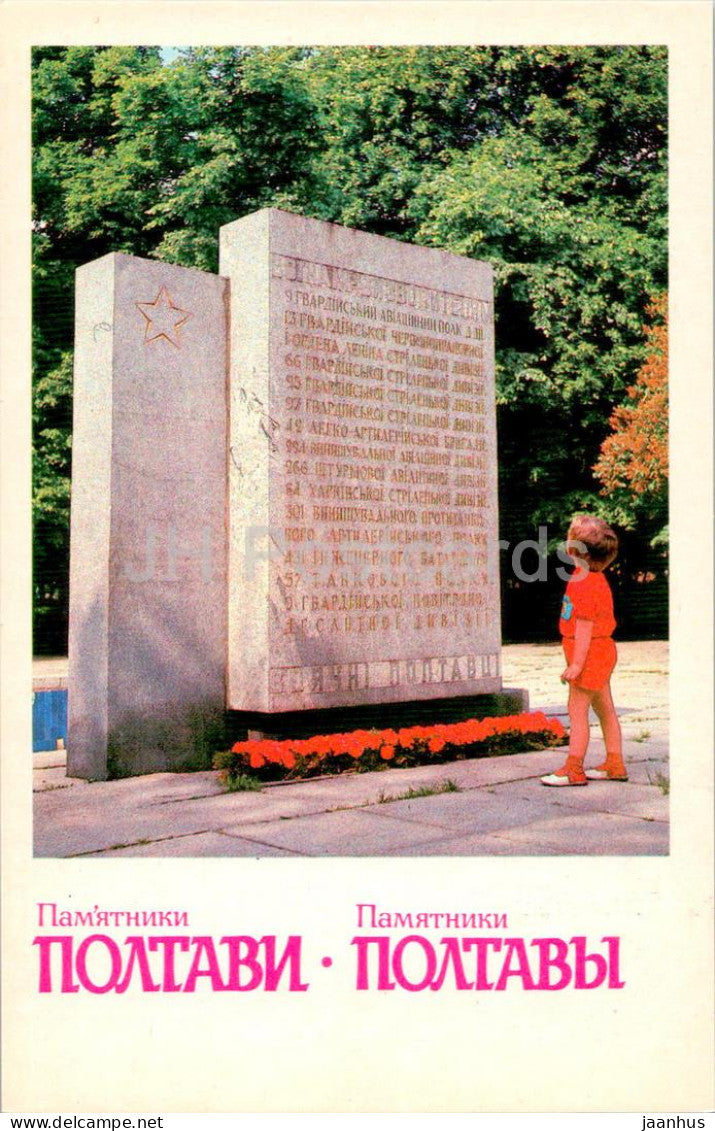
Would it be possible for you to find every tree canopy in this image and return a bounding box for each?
[32,44,668,649]
[593,294,667,536]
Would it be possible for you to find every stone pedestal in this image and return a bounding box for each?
[220,209,502,714]
[67,253,228,779]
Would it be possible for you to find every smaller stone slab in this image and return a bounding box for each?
[68,253,228,779]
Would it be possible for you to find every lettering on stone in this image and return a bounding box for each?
[222,211,501,710]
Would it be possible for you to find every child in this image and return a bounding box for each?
[541,514,627,786]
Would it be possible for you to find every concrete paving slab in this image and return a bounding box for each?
[501,642,668,719]
[613,732,668,747]
[622,741,669,762]
[594,794,669,822]
[33,785,343,857]
[375,789,554,838]
[133,774,228,806]
[621,760,669,787]
[84,831,299,857]
[262,764,462,807]
[493,811,669,856]
[33,767,80,792]
[55,771,227,806]
[531,703,569,717]
[625,722,669,736]
[220,808,455,856]
[395,833,569,857]
[273,750,561,805]
[31,641,669,858]
[33,812,211,859]
[447,750,564,786]
[618,704,667,716]
[34,742,670,857]
[33,751,69,771]
[32,656,69,680]
[491,779,669,822]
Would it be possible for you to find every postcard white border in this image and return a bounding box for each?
[1,1,712,1114]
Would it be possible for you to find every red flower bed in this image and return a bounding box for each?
[215,712,567,786]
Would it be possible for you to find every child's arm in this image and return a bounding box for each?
[562,617,593,683]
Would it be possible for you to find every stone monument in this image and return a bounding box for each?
[68,254,228,778]
[68,210,520,779]
[221,210,501,713]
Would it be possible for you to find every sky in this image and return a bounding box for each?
[159,47,184,65]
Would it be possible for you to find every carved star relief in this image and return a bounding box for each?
[136,286,192,347]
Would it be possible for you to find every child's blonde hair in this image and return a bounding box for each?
[567,514,618,570]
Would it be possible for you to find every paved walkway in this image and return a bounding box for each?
[33,641,669,857]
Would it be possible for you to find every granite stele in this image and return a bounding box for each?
[68,209,520,779]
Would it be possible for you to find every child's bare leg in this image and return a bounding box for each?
[541,683,592,785]
[591,681,622,755]
[588,681,627,779]
[567,684,594,764]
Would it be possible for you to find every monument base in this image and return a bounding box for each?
[75,688,530,779]
[228,688,529,745]
[103,703,228,779]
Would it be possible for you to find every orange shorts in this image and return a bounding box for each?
[562,636,617,692]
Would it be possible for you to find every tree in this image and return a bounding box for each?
[31,44,668,648]
[593,294,668,540]
[31,45,323,647]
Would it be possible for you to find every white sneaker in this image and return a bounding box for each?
[540,772,588,787]
[585,767,628,781]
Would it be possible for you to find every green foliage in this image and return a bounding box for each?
[377,780,462,803]
[31,44,668,648]
[223,773,265,793]
[405,52,666,545]
[33,347,73,643]
[654,772,670,796]
[105,704,226,778]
